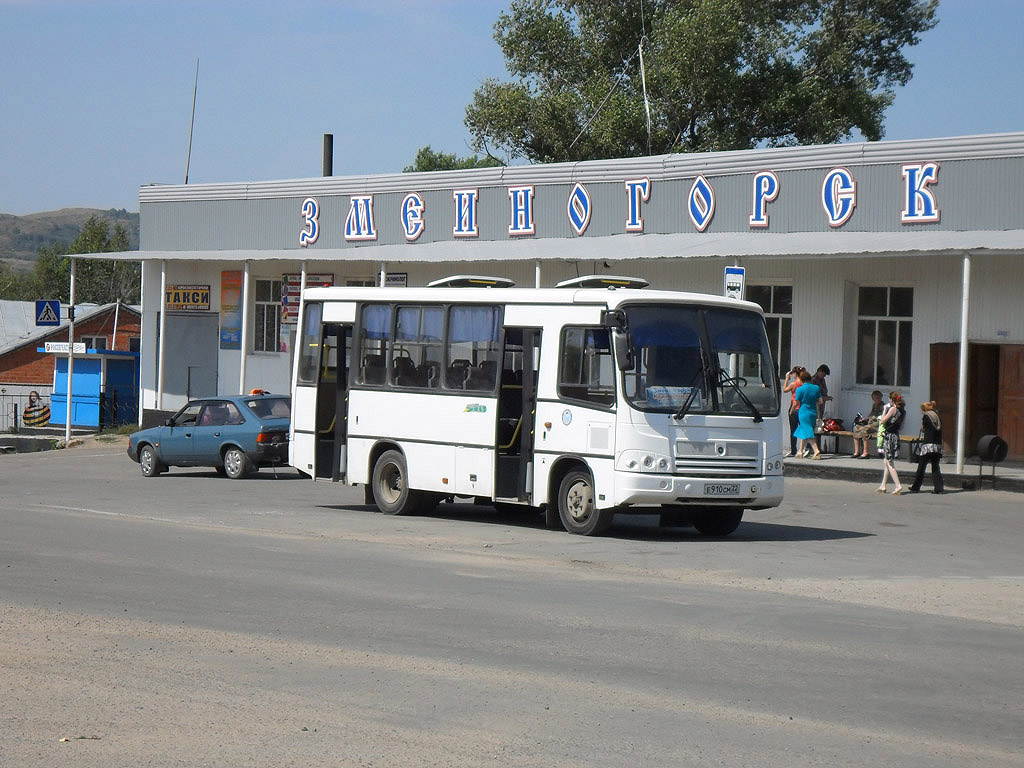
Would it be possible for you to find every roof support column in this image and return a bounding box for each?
[157,259,167,411]
[955,252,971,474]
[289,261,308,399]
[535,260,541,288]
[65,257,75,446]
[239,260,251,394]
[378,262,386,287]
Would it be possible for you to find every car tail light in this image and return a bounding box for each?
[257,430,288,444]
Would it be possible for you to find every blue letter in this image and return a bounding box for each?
[822,168,857,227]
[901,162,940,223]
[453,188,479,237]
[749,171,779,228]
[688,175,716,232]
[300,197,319,246]
[567,182,592,236]
[508,185,535,235]
[345,195,377,241]
[402,193,425,241]
[625,177,650,232]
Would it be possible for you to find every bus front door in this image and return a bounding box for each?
[496,327,539,502]
[315,323,351,481]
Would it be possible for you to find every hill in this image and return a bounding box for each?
[0,208,139,272]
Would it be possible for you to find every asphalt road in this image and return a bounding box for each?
[1,438,1022,767]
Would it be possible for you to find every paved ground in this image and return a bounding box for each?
[2,437,1022,767]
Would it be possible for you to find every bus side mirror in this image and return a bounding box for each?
[613,330,633,371]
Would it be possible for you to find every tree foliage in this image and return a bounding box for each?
[1,215,140,304]
[465,0,938,163]
[404,145,504,172]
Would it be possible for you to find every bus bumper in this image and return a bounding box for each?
[612,472,783,510]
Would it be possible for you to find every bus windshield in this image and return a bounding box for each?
[619,304,780,417]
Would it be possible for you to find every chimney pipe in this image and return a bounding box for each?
[322,133,333,177]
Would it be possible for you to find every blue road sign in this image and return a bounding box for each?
[35,300,61,326]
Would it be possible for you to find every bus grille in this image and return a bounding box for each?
[674,439,761,476]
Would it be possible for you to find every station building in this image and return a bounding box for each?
[94,131,1024,467]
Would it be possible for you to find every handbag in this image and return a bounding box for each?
[909,438,924,461]
[814,417,824,434]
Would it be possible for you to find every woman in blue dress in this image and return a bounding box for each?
[791,370,822,459]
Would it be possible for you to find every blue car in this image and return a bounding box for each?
[127,394,291,479]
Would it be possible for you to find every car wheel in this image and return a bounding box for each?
[557,469,614,536]
[371,449,421,515]
[222,447,251,480]
[138,444,163,478]
[692,508,743,536]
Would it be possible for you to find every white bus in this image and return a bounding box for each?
[289,276,784,536]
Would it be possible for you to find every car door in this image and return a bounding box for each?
[159,401,204,464]
[190,400,237,464]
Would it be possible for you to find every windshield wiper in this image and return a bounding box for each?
[672,365,708,421]
[716,369,763,423]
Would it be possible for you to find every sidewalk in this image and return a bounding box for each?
[784,449,1024,493]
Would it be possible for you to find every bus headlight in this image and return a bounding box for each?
[618,450,672,473]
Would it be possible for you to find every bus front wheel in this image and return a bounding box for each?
[557,469,614,536]
[372,450,421,515]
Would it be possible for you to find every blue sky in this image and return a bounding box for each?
[2,0,1022,215]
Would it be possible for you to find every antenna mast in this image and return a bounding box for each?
[184,58,199,184]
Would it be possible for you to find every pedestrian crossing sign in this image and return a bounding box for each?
[35,300,61,326]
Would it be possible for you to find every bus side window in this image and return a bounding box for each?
[558,327,615,407]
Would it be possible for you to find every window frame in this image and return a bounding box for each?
[254,278,283,353]
[855,286,913,387]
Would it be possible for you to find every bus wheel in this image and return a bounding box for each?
[372,450,421,515]
[557,469,613,536]
[693,508,743,536]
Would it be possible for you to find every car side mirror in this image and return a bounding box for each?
[164,418,173,427]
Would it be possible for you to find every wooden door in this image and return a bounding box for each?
[998,345,1024,460]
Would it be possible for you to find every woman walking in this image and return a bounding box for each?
[783,366,806,456]
[791,370,822,460]
[876,391,906,494]
[908,401,945,494]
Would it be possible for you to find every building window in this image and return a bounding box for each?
[128,336,141,353]
[254,279,282,353]
[856,286,913,387]
[81,335,107,350]
[747,285,791,376]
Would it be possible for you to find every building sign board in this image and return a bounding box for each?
[282,273,334,324]
[44,342,86,354]
[165,284,211,311]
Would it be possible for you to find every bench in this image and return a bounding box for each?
[819,429,918,457]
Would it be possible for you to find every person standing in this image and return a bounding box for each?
[792,370,822,460]
[876,391,906,494]
[908,401,945,494]
[810,364,832,452]
[782,366,806,456]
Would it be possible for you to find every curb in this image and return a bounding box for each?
[784,459,1024,494]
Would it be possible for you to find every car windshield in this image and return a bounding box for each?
[619,303,780,417]
[245,397,291,419]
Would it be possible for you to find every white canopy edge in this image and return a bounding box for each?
[80,229,1024,264]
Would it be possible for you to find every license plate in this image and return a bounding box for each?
[704,483,740,496]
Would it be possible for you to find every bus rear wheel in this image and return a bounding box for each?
[692,508,743,536]
[557,469,613,536]
[372,450,421,515]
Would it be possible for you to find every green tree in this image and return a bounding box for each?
[27,216,140,304]
[404,145,504,172]
[465,0,938,163]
